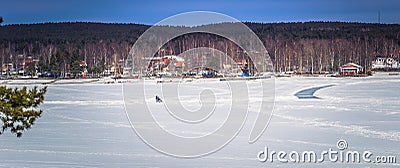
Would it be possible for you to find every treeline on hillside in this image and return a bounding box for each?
[247,22,400,73]
[0,22,399,76]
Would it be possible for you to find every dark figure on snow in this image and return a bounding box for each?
[155,95,162,103]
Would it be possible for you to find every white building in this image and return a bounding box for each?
[372,57,399,69]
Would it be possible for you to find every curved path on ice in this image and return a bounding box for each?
[294,84,335,99]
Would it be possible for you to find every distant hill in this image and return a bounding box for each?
[0,22,399,75]
[247,22,399,40]
[1,22,398,42]
[0,22,149,43]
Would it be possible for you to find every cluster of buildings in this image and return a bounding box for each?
[146,55,185,76]
[1,53,399,79]
[1,55,39,78]
[338,56,399,76]
[142,54,253,78]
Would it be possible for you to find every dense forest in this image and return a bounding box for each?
[0,21,399,76]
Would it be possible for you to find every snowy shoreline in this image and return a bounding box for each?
[0,72,398,86]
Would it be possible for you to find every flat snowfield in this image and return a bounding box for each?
[0,73,399,167]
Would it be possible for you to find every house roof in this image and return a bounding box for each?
[340,63,363,69]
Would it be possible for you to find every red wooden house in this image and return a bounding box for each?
[340,63,363,76]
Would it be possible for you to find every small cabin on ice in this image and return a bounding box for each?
[340,63,363,76]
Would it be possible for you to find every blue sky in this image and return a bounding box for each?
[0,0,399,25]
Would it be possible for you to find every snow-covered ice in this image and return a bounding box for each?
[0,73,399,167]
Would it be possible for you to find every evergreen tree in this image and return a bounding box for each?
[70,61,83,78]
[0,86,47,137]
[27,63,37,76]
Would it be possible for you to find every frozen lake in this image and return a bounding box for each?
[0,73,399,167]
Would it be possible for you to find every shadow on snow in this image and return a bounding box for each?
[294,84,335,99]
